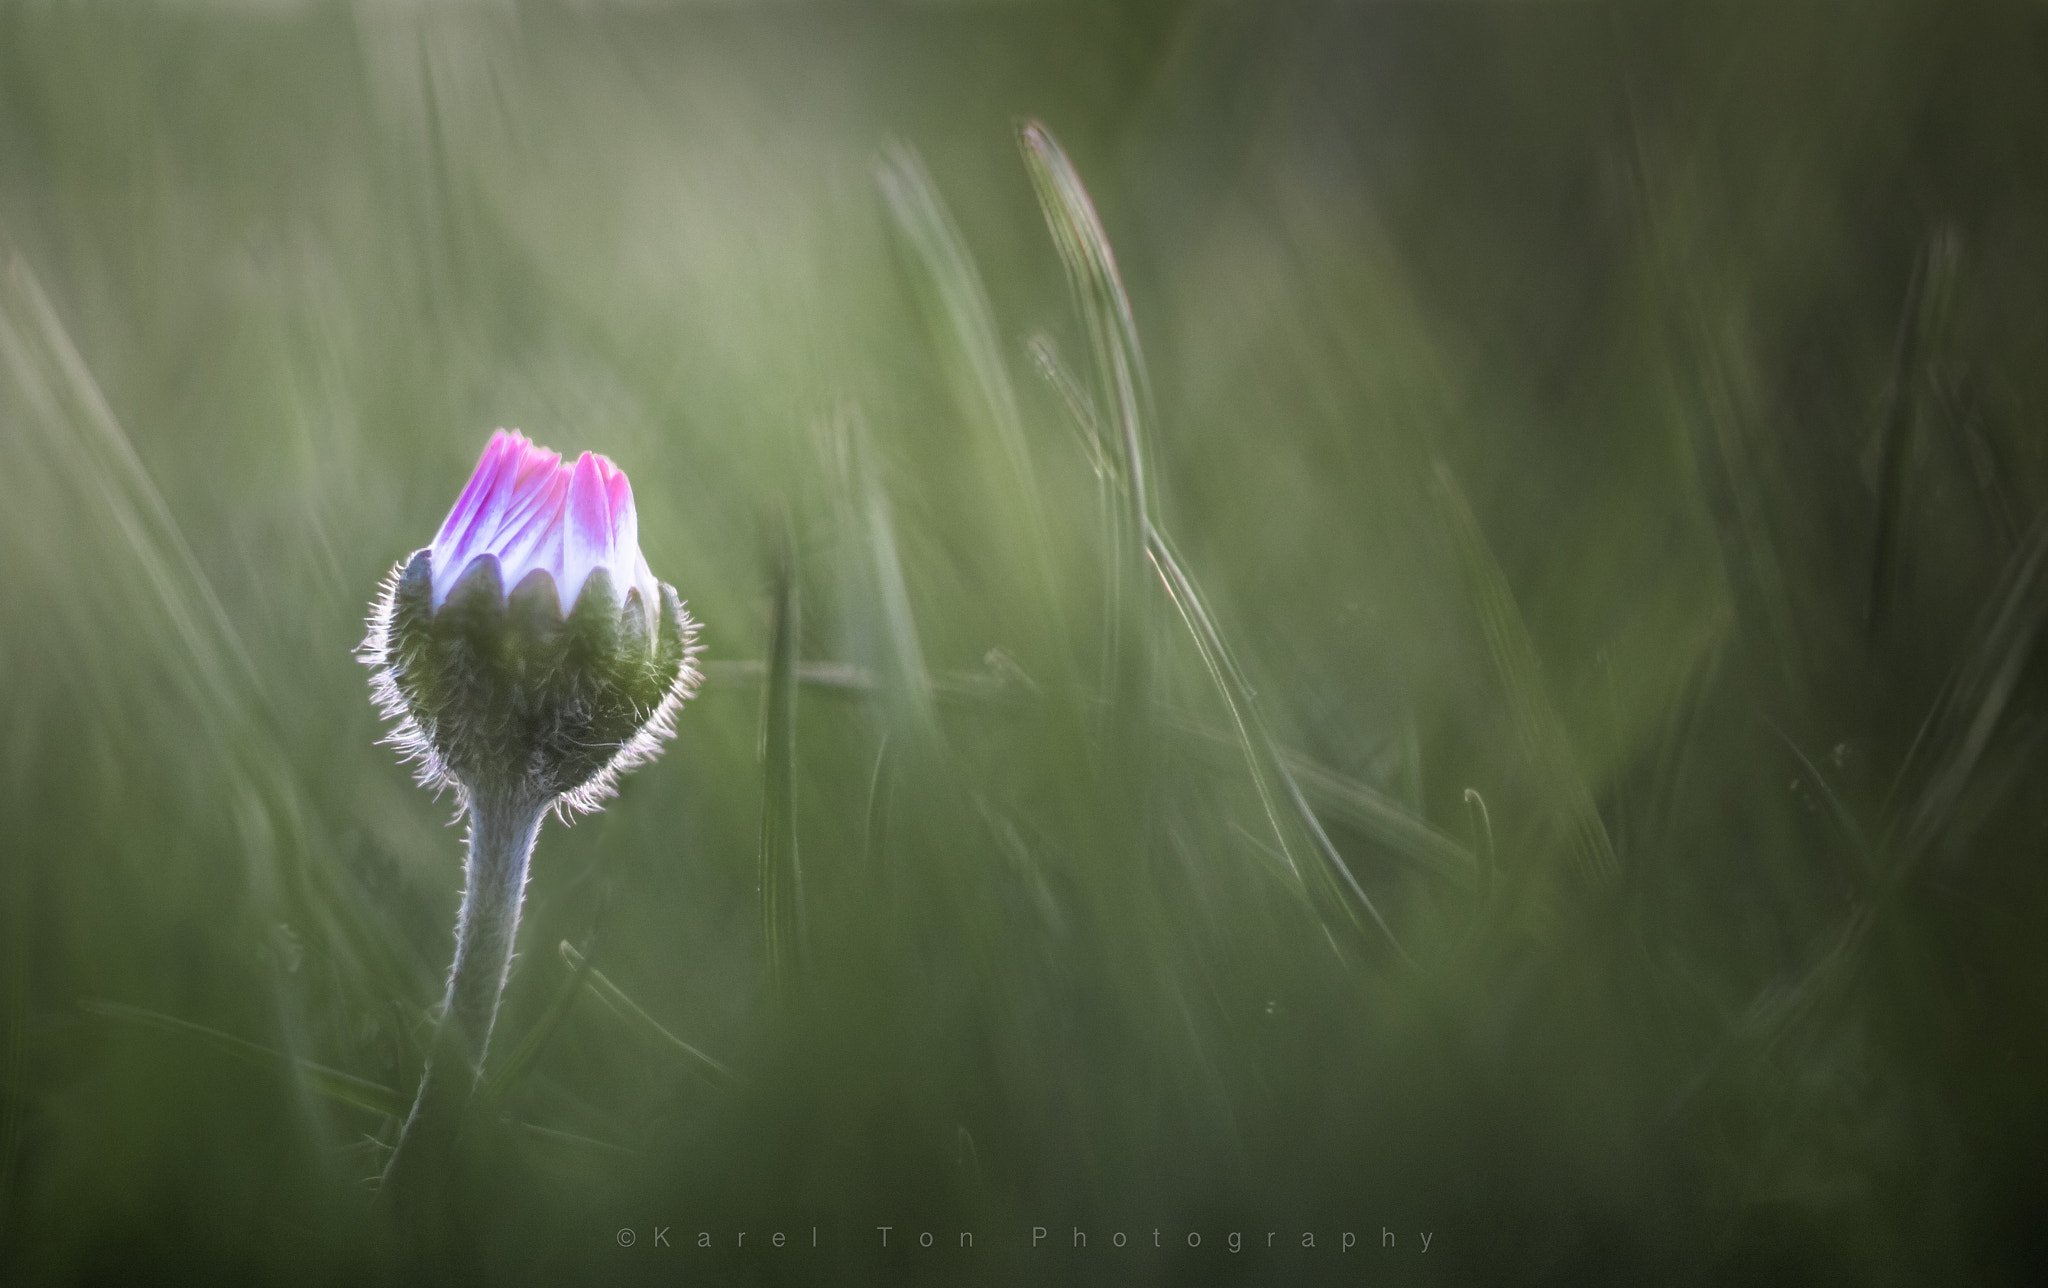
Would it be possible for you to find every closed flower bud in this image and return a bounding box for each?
[361,431,703,1206]
[362,430,700,813]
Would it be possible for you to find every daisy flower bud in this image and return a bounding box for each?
[363,429,700,815]
[359,430,700,1206]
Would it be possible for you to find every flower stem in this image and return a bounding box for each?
[381,788,548,1208]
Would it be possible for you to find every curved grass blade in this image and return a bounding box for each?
[1024,120,1415,957]
[0,247,413,1019]
[878,144,1065,636]
[1018,122,1154,535]
[1279,749,1476,888]
[82,1000,406,1119]
[1463,787,1496,898]
[878,144,1031,466]
[1019,122,1156,721]
[1433,461,1620,884]
[479,936,598,1104]
[1026,333,1113,485]
[1149,530,1411,962]
[1177,715,1477,888]
[1894,514,2048,872]
[0,250,261,712]
[556,943,736,1089]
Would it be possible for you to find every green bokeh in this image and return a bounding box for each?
[2,3,2044,1283]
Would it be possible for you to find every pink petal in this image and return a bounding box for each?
[595,459,634,547]
[494,468,571,592]
[478,434,566,589]
[422,432,659,627]
[430,431,508,554]
[558,452,617,610]
[511,437,558,487]
[588,455,661,631]
[431,432,524,606]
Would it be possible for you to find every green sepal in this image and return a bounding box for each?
[386,549,688,799]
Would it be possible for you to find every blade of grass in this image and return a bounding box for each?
[1149,530,1410,961]
[702,659,877,694]
[1866,227,1959,637]
[1620,123,1803,686]
[1022,121,1411,958]
[1281,749,1476,888]
[1895,514,2048,871]
[1463,787,1496,899]
[0,249,262,713]
[514,1120,636,1158]
[1774,726,1879,883]
[1029,331,1123,708]
[82,1000,407,1119]
[864,729,894,871]
[826,407,939,744]
[479,937,598,1104]
[1020,122,1156,722]
[1026,332,1114,485]
[0,246,412,1010]
[703,652,1467,884]
[760,527,806,1000]
[878,143,1030,467]
[1164,705,1475,889]
[1018,123,1154,526]
[1434,461,1620,885]
[556,943,736,1089]
[878,144,1065,638]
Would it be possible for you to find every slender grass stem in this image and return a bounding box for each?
[760,536,805,1001]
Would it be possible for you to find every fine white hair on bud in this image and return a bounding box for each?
[357,430,702,817]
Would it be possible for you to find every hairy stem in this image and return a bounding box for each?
[381,788,548,1207]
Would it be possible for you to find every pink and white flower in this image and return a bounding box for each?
[427,429,664,638]
[361,429,699,815]
[361,431,703,1195]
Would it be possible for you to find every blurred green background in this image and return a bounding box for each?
[2,1,2046,1283]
